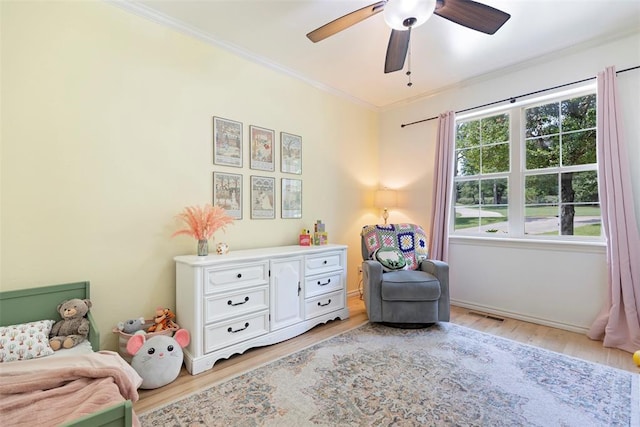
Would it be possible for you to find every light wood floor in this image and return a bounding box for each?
[135,296,638,414]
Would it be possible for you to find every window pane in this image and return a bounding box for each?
[525,205,559,236]
[456,120,480,149]
[558,203,602,236]
[455,147,480,176]
[525,102,559,137]
[561,171,599,204]
[572,203,601,236]
[482,143,509,173]
[525,174,558,204]
[566,171,599,203]
[481,114,509,143]
[454,181,479,232]
[562,130,596,166]
[481,206,508,234]
[455,180,479,205]
[561,94,596,132]
[526,135,559,169]
[554,171,599,235]
[480,178,508,234]
[454,207,480,232]
[481,178,508,205]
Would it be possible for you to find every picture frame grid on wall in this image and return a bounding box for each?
[281,178,302,219]
[249,125,275,171]
[213,172,243,220]
[280,132,302,174]
[213,116,243,167]
[250,175,276,219]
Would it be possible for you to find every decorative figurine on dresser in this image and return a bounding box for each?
[174,244,349,374]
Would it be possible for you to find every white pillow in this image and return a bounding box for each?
[373,247,408,272]
[0,319,56,362]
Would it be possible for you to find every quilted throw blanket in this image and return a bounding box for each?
[361,224,429,270]
[0,350,143,427]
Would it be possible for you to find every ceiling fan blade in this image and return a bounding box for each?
[384,29,411,74]
[434,0,510,35]
[306,1,386,43]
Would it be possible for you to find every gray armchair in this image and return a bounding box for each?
[361,224,450,326]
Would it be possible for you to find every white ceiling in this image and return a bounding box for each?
[121,0,640,109]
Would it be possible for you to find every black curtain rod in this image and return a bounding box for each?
[400,65,640,128]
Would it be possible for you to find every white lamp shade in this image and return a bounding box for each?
[374,189,398,208]
[383,0,437,31]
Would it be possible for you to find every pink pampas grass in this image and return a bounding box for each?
[172,204,234,241]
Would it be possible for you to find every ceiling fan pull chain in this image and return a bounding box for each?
[407,28,413,87]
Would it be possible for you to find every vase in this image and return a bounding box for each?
[197,239,208,256]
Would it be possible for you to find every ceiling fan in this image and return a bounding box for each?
[306,0,511,74]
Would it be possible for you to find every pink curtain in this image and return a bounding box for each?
[428,111,455,261]
[587,66,640,353]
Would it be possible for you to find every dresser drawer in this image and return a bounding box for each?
[204,286,269,324]
[305,251,342,276]
[305,290,345,320]
[204,261,268,294]
[305,272,343,298]
[204,311,269,353]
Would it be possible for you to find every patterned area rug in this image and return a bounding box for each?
[139,322,639,426]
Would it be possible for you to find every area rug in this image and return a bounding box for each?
[139,322,639,426]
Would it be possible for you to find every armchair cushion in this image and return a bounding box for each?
[381,270,441,301]
[361,224,428,270]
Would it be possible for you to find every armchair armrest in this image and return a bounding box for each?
[420,259,450,321]
[420,259,448,281]
[362,260,384,322]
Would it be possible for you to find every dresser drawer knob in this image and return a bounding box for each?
[227,322,250,333]
[236,273,242,279]
[323,260,327,264]
[228,296,250,306]
[317,279,331,286]
[317,299,332,307]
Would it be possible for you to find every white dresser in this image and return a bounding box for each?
[175,244,349,375]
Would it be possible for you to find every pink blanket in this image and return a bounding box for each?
[0,350,143,427]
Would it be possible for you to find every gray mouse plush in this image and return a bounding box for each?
[117,317,146,334]
[126,329,190,389]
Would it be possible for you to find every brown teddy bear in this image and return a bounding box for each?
[49,298,92,350]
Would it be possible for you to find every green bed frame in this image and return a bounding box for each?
[0,281,134,427]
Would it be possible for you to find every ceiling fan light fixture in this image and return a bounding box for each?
[383,0,437,31]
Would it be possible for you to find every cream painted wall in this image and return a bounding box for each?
[0,1,378,350]
[379,33,640,332]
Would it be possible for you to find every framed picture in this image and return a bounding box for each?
[281,178,302,219]
[280,132,302,174]
[250,176,275,219]
[213,172,242,220]
[213,116,243,167]
[249,125,275,171]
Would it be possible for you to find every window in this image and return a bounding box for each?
[452,88,601,240]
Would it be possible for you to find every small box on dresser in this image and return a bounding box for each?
[175,244,349,375]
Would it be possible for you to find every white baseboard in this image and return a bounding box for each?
[451,299,590,334]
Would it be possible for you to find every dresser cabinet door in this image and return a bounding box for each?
[270,257,304,331]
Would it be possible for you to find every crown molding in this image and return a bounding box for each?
[105,0,379,112]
